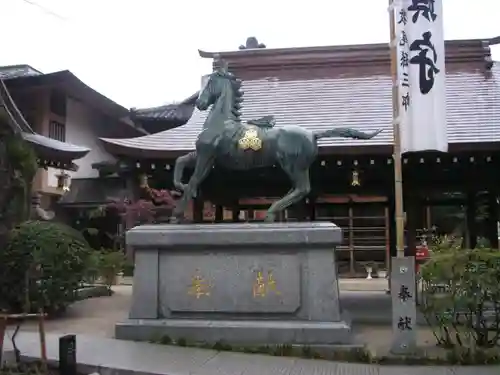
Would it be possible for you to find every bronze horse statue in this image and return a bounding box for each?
[170,54,382,222]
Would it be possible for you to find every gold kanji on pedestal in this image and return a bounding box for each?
[187,269,211,299]
[252,270,281,297]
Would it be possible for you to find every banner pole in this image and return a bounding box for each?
[389,0,406,260]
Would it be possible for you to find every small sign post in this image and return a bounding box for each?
[59,334,77,375]
[390,257,417,353]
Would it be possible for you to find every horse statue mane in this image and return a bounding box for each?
[206,56,275,128]
[210,56,244,122]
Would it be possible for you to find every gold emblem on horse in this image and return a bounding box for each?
[238,127,262,151]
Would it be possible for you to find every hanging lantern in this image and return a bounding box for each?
[56,171,71,192]
[139,174,149,188]
[351,170,360,187]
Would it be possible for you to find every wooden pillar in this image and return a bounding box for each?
[231,206,240,222]
[193,197,204,223]
[214,205,223,223]
[308,196,317,221]
[425,204,432,230]
[486,192,499,249]
[384,206,390,270]
[388,193,397,258]
[348,205,355,275]
[466,192,477,249]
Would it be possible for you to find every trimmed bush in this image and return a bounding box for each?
[0,220,93,314]
[420,246,500,350]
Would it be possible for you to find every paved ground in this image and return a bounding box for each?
[4,284,499,374]
[8,285,436,350]
[6,331,499,375]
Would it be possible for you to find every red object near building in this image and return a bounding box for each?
[415,245,430,273]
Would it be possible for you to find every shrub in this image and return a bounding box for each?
[0,220,93,314]
[95,249,126,288]
[83,250,102,284]
[123,259,135,276]
[419,246,500,349]
[106,187,176,225]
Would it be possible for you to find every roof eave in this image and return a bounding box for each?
[136,119,189,134]
[489,36,500,45]
[99,138,191,158]
[22,132,91,160]
[204,38,492,69]
[5,71,147,135]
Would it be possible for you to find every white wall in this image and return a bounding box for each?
[47,98,116,188]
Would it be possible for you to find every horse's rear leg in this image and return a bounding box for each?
[265,168,311,222]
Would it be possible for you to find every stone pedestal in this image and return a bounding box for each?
[115,222,352,346]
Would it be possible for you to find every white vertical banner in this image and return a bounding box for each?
[396,0,447,153]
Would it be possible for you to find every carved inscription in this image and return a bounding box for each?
[252,270,281,297]
[187,269,211,299]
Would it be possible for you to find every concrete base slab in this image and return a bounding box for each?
[115,318,353,345]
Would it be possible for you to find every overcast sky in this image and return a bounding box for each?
[1,0,499,109]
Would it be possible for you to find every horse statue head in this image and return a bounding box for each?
[196,56,244,128]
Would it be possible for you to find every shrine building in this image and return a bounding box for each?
[96,38,500,276]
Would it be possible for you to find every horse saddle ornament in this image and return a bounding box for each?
[238,127,262,151]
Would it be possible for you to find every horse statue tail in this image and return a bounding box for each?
[313,127,382,140]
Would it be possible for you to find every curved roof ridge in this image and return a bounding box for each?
[1,77,90,165]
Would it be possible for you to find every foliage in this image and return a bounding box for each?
[0,135,38,244]
[6,134,38,179]
[123,258,135,276]
[82,185,177,256]
[83,250,102,284]
[106,186,176,225]
[150,335,500,365]
[0,362,60,375]
[82,249,126,287]
[428,233,462,254]
[94,249,126,288]
[419,245,500,350]
[0,220,93,314]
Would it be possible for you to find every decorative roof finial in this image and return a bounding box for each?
[239,37,266,50]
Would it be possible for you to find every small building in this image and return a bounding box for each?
[1,64,195,211]
[98,38,500,276]
[1,71,89,218]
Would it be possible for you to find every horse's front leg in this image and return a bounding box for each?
[173,152,197,192]
[171,152,215,220]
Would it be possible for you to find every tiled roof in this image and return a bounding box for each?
[100,63,500,154]
[0,64,42,79]
[1,80,88,171]
[130,93,198,134]
[1,78,90,165]
[2,66,146,137]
